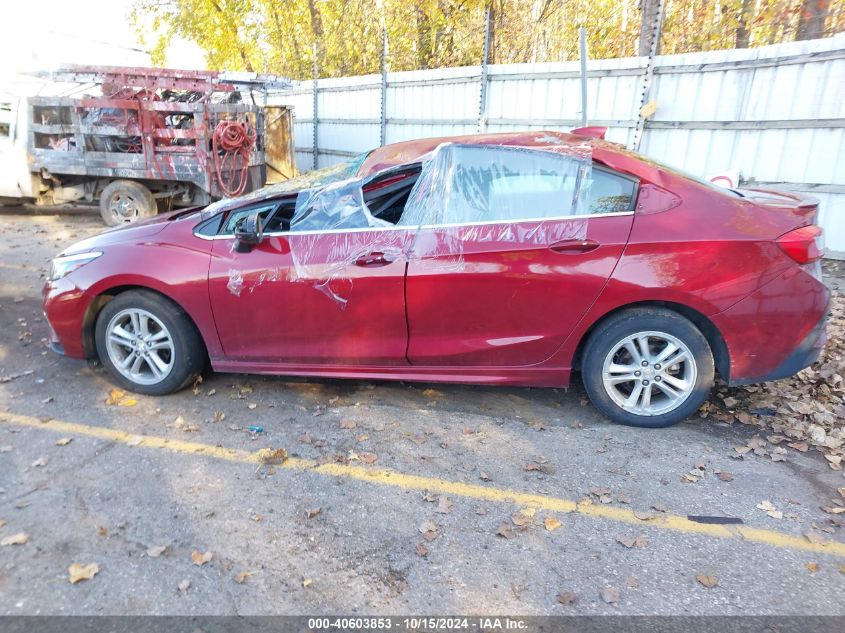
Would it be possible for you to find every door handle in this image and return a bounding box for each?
[354,251,393,267]
[549,239,600,254]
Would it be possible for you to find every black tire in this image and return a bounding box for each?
[581,307,715,428]
[94,290,205,396]
[99,180,157,227]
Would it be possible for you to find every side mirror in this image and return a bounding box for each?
[234,211,264,252]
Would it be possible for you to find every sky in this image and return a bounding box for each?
[1,0,206,75]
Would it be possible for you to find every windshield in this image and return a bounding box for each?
[202,152,370,217]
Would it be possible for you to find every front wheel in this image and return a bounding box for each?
[94,290,205,395]
[581,308,715,428]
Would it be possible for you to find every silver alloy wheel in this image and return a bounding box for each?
[105,308,175,385]
[108,193,142,223]
[601,330,697,417]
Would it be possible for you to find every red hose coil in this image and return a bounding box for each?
[213,120,257,197]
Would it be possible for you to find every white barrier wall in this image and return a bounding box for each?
[271,35,845,256]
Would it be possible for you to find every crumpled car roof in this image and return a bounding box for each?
[357,130,603,177]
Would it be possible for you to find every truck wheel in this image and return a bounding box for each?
[99,180,157,226]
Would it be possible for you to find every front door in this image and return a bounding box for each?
[207,201,415,366]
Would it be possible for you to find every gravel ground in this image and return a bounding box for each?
[0,207,843,616]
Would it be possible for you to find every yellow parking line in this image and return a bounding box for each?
[2,409,843,558]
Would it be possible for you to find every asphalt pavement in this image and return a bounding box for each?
[0,207,843,615]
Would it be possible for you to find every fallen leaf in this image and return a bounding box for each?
[422,388,441,398]
[234,570,255,584]
[31,456,48,468]
[55,438,72,446]
[616,534,648,548]
[302,578,312,588]
[306,507,321,519]
[511,508,536,526]
[651,503,667,513]
[804,531,826,545]
[340,419,357,429]
[419,520,438,541]
[415,542,428,557]
[257,447,288,465]
[496,524,516,539]
[106,389,137,407]
[178,579,191,593]
[68,562,99,583]
[696,575,718,588]
[247,403,257,410]
[191,550,213,566]
[544,516,562,531]
[359,452,378,464]
[127,436,143,446]
[147,545,167,558]
[718,471,734,482]
[806,562,819,573]
[557,591,578,606]
[1,532,28,546]
[599,586,619,604]
[633,511,656,521]
[0,519,6,528]
[436,497,454,514]
[756,500,777,513]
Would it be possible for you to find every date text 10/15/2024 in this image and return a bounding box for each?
[307,617,528,630]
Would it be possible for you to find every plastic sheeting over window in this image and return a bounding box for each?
[399,144,592,227]
[291,179,392,232]
[225,141,617,308]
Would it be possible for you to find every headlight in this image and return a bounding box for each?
[49,251,103,281]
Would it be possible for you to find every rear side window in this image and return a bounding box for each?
[582,167,638,214]
[399,145,637,227]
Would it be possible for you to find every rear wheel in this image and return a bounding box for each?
[94,290,205,395]
[581,308,715,428]
[99,180,157,226]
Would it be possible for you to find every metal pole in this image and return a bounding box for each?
[579,27,588,127]
[380,27,388,147]
[477,8,491,133]
[631,0,665,152]
[312,42,318,170]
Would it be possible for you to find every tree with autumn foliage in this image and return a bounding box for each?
[132,0,844,79]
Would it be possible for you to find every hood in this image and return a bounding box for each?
[58,207,202,257]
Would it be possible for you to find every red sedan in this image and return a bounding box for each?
[42,130,828,427]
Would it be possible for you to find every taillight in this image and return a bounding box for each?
[776,225,824,265]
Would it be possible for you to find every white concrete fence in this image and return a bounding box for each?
[270,34,845,256]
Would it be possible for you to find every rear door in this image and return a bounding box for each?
[403,145,637,367]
